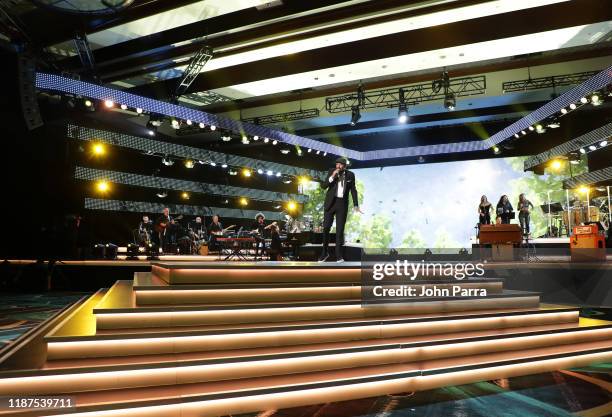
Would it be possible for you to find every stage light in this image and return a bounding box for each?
[569,103,577,110]
[96,180,109,192]
[162,157,174,166]
[239,197,248,206]
[350,106,361,126]
[316,150,321,155]
[184,159,195,169]
[514,133,519,138]
[282,178,292,184]
[257,168,263,174]
[600,140,608,147]
[579,148,586,154]
[242,168,252,177]
[547,122,560,128]
[287,201,297,211]
[266,170,273,176]
[297,149,303,156]
[561,108,568,114]
[199,122,205,128]
[147,129,155,136]
[222,136,231,142]
[104,99,114,108]
[181,191,190,199]
[92,142,106,156]
[298,176,310,185]
[444,93,455,111]
[591,92,602,105]
[186,119,192,126]
[276,172,282,177]
[492,146,500,155]
[307,148,312,153]
[264,138,269,143]
[171,119,180,129]
[210,125,216,131]
[126,243,139,260]
[535,124,545,134]
[580,97,588,104]
[253,135,259,141]
[323,152,327,156]
[84,99,93,107]
[272,140,278,145]
[120,104,128,110]
[280,149,290,154]
[589,145,597,151]
[156,191,167,198]
[229,170,238,175]
[578,186,589,194]
[210,161,217,166]
[418,156,425,163]
[521,130,526,136]
[550,160,562,170]
[136,107,143,114]
[221,163,228,168]
[242,136,250,144]
[528,126,534,131]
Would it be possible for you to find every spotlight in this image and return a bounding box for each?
[350,106,361,126]
[186,119,192,125]
[239,197,248,206]
[229,170,238,176]
[547,122,560,129]
[579,148,586,154]
[272,140,278,145]
[417,156,425,163]
[298,176,310,185]
[398,88,408,123]
[222,136,232,142]
[147,129,155,136]
[600,140,608,147]
[307,148,312,153]
[297,149,303,156]
[492,146,500,155]
[104,99,114,108]
[171,119,180,129]
[162,157,174,166]
[266,170,273,176]
[257,169,263,174]
[570,160,580,165]
[156,191,168,198]
[569,103,577,110]
[199,122,205,128]
[282,178,292,184]
[589,145,597,151]
[591,92,602,105]
[521,130,527,135]
[126,243,139,260]
[580,97,588,104]
[264,138,270,143]
[276,172,282,177]
[528,126,534,131]
[578,186,589,194]
[184,159,195,169]
[443,93,455,111]
[535,124,545,134]
[561,108,568,114]
[84,99,93,107]
[146,243,159,260]
[242,136,250,144]
[514,133,519,138]
[210,125,216,131]
[120,104,128,110]
[181,191,190,199]
[323,152,327,156]
[550,160,562,170]
[242,168,252,177]
[280,149,290,154]
[210,161,217,167]
[96,180,109,192]
[253,135,259,141]
[316,150,321,155]
[136,107,143,114]
[92,142,106,156]
[287,201,297,211]
[221,163,228,168]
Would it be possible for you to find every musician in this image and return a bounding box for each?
[268,223,283,261]
[153,207,172,252]
[478,195,492,225]
[138,215,153,246]
[517,193,534,236]
[251,213,268,257]
[190,216,207,240]
[319,157,362,263]
[496,195,514,224]
[208,215,223,251]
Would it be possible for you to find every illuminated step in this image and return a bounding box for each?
[4,343,612,416]
[133,273,504,305]
[46,307,577,360]
[3,320,610,395]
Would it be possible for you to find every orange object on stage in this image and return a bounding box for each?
[478,224,522,245]
[570,224,606,262]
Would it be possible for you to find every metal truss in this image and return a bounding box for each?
[242,108,320,125]
[503,71,601,93]
[75,166,308,204]
[73,32,97,78]
[563,167,612,189]
[325,75,486,113]
[84,198,285,221]
[174,46,213,99]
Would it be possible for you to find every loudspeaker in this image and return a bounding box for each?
[17,53,43,130]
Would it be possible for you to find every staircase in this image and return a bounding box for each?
[0,261,610,417]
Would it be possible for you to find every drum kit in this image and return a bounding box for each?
[548,198,609,236]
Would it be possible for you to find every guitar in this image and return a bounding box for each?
[154,215,183,234]
[211,224,236,236]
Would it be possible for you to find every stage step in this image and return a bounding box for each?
[2,341,611,417]
[46,307,578,360]
[133,272,504,305]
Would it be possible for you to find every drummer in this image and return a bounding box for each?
[190,216,207,240]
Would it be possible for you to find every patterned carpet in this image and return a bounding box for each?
[0,294,610,417]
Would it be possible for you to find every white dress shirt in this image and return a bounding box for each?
[329,172,345,198]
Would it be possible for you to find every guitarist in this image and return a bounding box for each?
[154,207,172,253]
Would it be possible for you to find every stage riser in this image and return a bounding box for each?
[134,283,504,305]
[6,328,611,395]
[95,296,540,330]
[48,310,575,360]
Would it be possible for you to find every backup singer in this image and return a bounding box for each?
[319,157,362,263]
[518,193,534,236]
[496,195,514,224]
[478,195,492,225]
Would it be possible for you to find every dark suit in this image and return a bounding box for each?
[321,168,358,258]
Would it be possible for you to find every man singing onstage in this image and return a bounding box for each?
[319,157,362,263]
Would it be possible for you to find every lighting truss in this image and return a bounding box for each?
[67,124,327,181]
[242,108,320,125]
[524,122,612,171]
[502,71,600,93]
[73,32,97,80]
[75,166,309,204]
[84,198,285,221]
[174,46,213,99]
[563,167,612,190]
[325,76,486,113]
